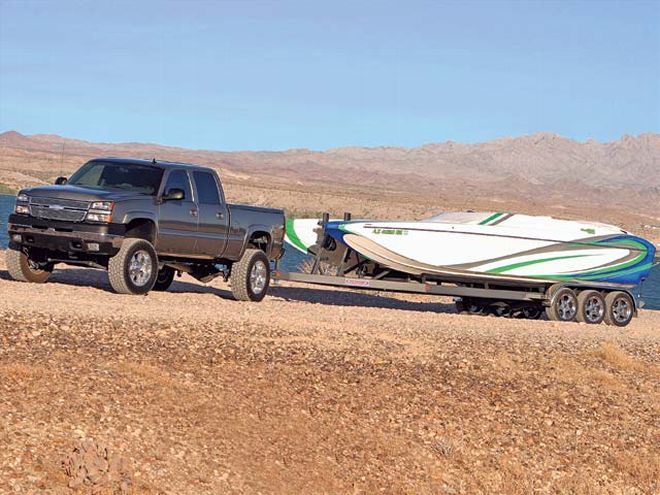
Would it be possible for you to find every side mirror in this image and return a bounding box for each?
[55,176,68,185]
[162,188,184,201]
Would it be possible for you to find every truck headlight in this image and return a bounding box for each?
[90,201,113,211]
[86,201,114,222]
[86,212,113,223]
[17,193,29,202]
[15,204,30,215]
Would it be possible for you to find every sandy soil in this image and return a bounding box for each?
[0,253,658,495]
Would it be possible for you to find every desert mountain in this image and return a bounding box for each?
[0,130,658,218]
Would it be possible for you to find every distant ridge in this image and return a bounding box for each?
[1,130,658,215]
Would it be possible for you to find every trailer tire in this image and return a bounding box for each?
[520,305,544,320]
[153,265,175,292]
[231,248,270,302]
[455,298,488,315]
[576,290,605,324]
[603,291,634,327]
[546,287,578,322]
[108,238,158,295]
[6,248,52,283]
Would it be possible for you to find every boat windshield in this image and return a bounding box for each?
[424,211,489,224]
[68,161,164,195]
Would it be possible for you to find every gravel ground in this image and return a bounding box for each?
[0,255,658,495]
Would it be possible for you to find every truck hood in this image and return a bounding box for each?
[20,185,150,202]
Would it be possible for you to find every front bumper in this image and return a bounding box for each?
[7,214,125,256]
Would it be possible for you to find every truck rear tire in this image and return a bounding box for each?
[5,248,52,283]
[108,238,158,295]
[231,248,270,302]
[153,266,175,292]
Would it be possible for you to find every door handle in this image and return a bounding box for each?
[190,209,198,217]
[216,212,224,219]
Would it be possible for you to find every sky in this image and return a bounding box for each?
[0,0,658,151]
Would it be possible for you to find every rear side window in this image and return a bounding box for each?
[193,171,220,204]
[164,170,192,200]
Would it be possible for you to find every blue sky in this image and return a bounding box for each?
[0,0,658,150]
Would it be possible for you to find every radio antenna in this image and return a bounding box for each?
[59,141,65,178]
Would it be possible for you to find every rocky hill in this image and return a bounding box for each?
[1,130,658,229]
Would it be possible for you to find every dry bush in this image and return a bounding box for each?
[594,342,646,373]
[298,257,337,275]
[0,363,45,382]
[111,361,188,391]
[611,451,660,491]
[549,356,622,390]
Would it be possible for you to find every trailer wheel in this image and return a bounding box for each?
[231,248,271,302]
[455,298,488,315]
[546,287,578,322]
[521,305,544,320]
[153,265,175,292]
[576,290,605,324]
[108,238,158,295]
[492,302,513,318]
[603,291,634,327]
[6,248,53,283]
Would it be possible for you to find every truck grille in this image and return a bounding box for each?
[29,197,90,222]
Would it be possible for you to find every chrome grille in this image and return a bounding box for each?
[30,197,90,209]
[29,197,90,222]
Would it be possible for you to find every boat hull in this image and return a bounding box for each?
[325,220,655,286]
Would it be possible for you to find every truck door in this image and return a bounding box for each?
[192,170,229,257]
[157,169,198,255]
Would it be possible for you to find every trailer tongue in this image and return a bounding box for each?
[276,213,654,326]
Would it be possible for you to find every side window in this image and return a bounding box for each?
[193,171,221,204]
[164,170,192,200]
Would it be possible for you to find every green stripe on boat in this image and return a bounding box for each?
[285,218,308,252]
[485,254,590,274]
[566,248,647,277]
[572,262,654,281]
[529,262,653,281]
[479,212,504,225]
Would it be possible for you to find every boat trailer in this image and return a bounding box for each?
[272,213,649,325]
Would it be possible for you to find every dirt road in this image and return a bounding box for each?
[0,256,658,494]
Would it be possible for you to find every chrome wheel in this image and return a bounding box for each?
[128,249,153,287]
[556,292,577,321]
[250,260,268,295]
[612,298,632,325]
[584,296,605,323]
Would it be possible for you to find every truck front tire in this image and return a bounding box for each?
[153,265,175,292]
[5,249,52,283]
[231,248,271,302]
[108,238,158,295]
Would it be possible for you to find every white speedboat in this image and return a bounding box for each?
[285,212,655,287]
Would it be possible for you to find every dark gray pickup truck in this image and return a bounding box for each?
[6,157,285,301]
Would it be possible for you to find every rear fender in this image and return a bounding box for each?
[242,224,273,256]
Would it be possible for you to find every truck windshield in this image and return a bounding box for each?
[68,161,164,195]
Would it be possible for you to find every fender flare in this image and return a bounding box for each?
[240,224,273,256]
[120,212,159,244]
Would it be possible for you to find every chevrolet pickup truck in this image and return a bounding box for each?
[6,157,285,301]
